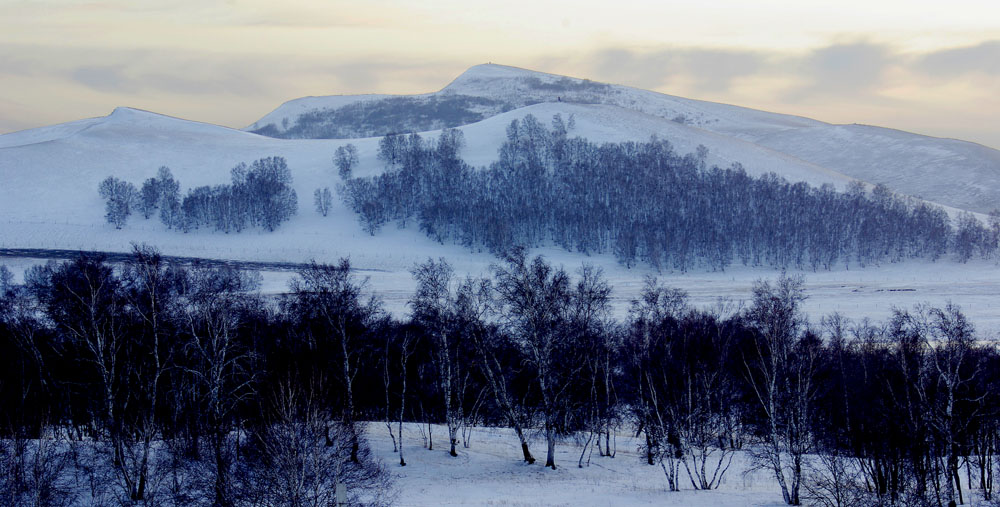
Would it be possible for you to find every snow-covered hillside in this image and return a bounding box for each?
[0,100,858,260]
[250,63,1000,213]
[2,64,1000,333]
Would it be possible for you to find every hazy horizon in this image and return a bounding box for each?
[2,1,999,149]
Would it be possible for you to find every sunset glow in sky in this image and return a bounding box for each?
[2,0,999,148]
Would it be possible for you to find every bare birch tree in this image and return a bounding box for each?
[743,274,814,505]
[286,260,383,464]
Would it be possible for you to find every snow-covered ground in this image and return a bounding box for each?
[366,422,786,507]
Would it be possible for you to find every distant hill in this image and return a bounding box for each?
[248,63,1000,214]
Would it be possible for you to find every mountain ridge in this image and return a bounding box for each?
[242,63,1000,213]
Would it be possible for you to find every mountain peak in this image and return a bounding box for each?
[102,107,250,138]
[451,63,547,80]
[109,106,139,116]
[442,63,585,94]
[106,106,175,122]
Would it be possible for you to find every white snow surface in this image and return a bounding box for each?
[367,422,787,506]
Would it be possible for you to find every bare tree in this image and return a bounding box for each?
[410,258,466,457]
[926,303,980,506]
[286,260,383,464]
[314,187,333,217]
[381,332,398,454]
[335,144,360,180]
[0,433,77,507]
[675,313,739,491]
[396,328,417,467]
[181,265,262,506]
[566,265,615,468]
[462,275,537,464]
[32,255,149,499]
[625,277,689,475]
[98,176,137,229]
[743,274,815,505]
[802,450,869,507]
[491,248,577,469]
[244,376,394,507]
[111,244,186,502]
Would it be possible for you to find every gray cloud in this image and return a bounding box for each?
[67,52,278,96]
[0,42,475,133]
[0,45,306,98]
[0,42,463,101]
[575,42,915,103]
[783,42,898,102]
[802,43,894,90]
[587,47,765,93]
[917,40,1000,76]
[321,59,471,95]
[680,49,764,92]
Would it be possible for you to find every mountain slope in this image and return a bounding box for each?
[249,63,1000,213]
[756,124,1000,213]
[0,102,853,245]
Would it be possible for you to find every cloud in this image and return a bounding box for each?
[584,47,765,93]
[0,42,465,100]
[917,40,1000,76]
[2,45,302,97]
[0,42,474,133]
[781,42,898,102]
[570,42,908,103]
[68,56,265,96]
[71,65,137,93]
[799,43,895,93]
[679,49,765,92]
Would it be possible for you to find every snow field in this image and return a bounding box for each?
[365,422,786,506]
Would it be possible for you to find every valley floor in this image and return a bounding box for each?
[4,252,999,335]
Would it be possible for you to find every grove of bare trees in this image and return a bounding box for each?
[99,156,298,233]
[3,247,1000,506]
[341,116,1000,271]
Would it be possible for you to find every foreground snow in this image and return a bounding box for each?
[366,422,785,506]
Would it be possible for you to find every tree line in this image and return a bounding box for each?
[339,115,1000,271]
[2,247,1000,506]
[98,156,298,233]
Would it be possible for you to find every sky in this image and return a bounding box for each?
[2,0,999,149]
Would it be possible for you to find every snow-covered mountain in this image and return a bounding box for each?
[247,64,823,142]
[249,63,1000,214]
[3,63,998,265]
